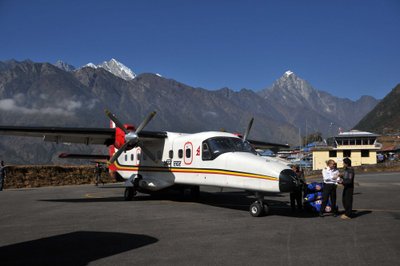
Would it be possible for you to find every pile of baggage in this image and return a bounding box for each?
[303,182,335,213]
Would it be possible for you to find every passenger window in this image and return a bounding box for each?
[186,148,191,158]
[169,150,173,159]
[178,149,183,159]
[124,154,128,161]
[131,154,134,161]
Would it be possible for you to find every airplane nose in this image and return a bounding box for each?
[279,169,301,192]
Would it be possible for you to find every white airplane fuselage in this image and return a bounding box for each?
[112,131,293,193]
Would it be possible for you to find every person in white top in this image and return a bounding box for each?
[319,159,339,217]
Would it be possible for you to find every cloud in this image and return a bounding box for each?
[0,97,89,116]
[202,111,218,118]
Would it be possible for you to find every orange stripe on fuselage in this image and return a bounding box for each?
[113,163,278,181]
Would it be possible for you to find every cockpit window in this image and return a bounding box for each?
[202,137,256,160]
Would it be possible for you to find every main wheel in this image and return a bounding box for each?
[263,203,270,216]
[249,202,264,217]
[124,187,136,201]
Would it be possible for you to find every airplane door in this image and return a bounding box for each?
[135,148,141,166]
[183,142,193,165]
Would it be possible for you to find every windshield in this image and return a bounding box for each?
[203,137,257,160]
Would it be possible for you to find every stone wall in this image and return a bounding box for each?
[3,165,115,189]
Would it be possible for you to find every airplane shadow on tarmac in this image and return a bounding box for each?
[38,190,370,219]
[0,231,158,266]
[196,191,319,218]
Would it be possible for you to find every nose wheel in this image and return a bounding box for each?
[249,201,269,217]
[249,192,270,217]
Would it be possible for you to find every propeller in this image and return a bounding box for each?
[243,117,254,142]
[105,110,157,164]
[105,109,128,134]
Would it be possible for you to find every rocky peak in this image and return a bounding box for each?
[54,60,76,72]
[83,58,136,81]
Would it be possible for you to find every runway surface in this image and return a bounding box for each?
[0,172,399,265]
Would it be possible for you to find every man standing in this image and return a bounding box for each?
[340,158,355,219]
[0,161,6,191]
[319,159,339,217]
[94,163,103,186]
[290,165,305,212]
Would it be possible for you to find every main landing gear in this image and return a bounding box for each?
[249,192,270,217]
[124,174,140,201]
[124,187,137,201]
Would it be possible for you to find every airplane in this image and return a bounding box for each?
[0,111,302,217]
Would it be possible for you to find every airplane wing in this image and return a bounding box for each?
[248,139,289,149]
[58,153,110,160]
[0,126,167,146]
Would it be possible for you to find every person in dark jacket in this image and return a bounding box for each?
[339,158,355,219]
[290,165,305,212]
[94,163,103,186]
[0,160,6,191]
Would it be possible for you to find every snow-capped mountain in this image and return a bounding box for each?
[54,60,76,72]
[262,70,318,107]
[259,70,380,134]
[83,58,136,80]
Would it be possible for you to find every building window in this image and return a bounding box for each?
[343,150,351,157]
[329,150,337,157]
[178,149,183,159]
[361,150,370,157]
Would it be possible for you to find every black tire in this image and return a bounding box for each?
[249,202,264,217]
[263,203,270,216]
[124,187,135,201]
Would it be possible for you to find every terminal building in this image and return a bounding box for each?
[312,131,381,170]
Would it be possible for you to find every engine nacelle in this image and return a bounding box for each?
[139,177,174,191]
[108,123,136,171]
[114,124,136,149]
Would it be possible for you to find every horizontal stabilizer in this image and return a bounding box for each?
[248,139,289,149]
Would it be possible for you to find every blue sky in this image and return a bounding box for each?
[0,0,399,100]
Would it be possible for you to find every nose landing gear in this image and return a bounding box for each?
[249,192,270,217]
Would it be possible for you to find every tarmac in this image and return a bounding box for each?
[0,171,399,266]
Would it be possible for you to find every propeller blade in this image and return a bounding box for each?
[138,142,157,162]
[243,118,254,142]
[105,109,128,134]
[135,111,157,134]
[109,141,132,164]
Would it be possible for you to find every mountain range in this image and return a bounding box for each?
[0,59,380,164]
[354,84,400,134]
